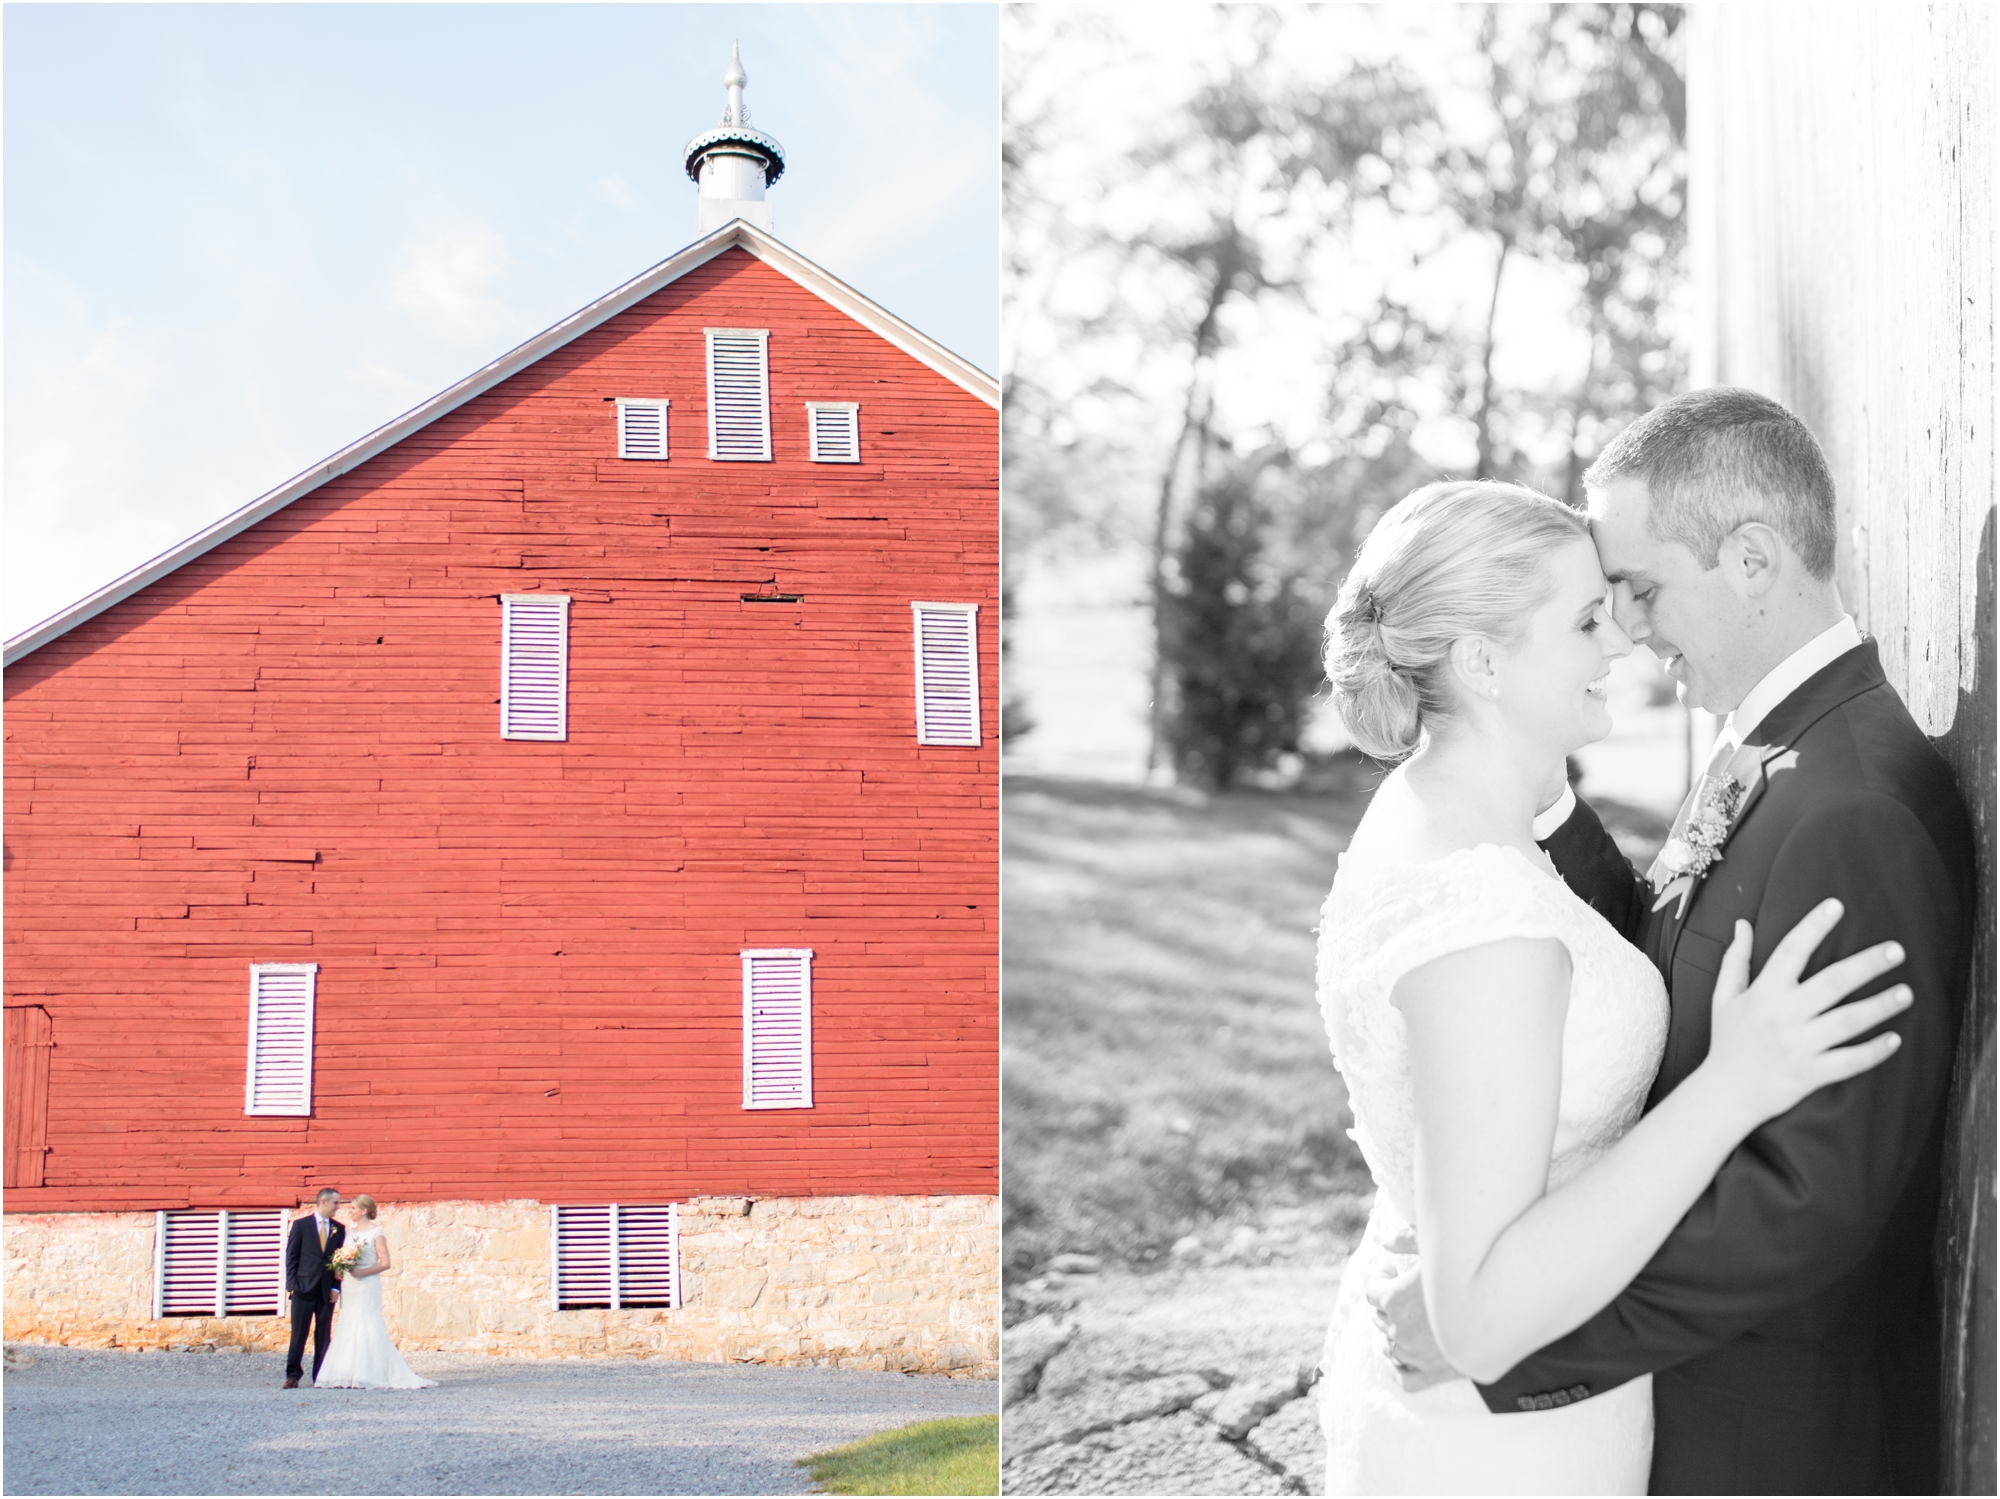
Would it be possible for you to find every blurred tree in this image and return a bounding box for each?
[1396,3,1688,493]
[1158,458,1327,789]
[1548,2,1688,499]
[1000,7,1084,746]
[1000,565,1036,745]
[1003,4,1687,780]
[1128,39,1432,771]
[1290,3,1688,718]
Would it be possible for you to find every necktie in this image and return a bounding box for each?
[1646,733,1739,889]
[318,1218,328,1250]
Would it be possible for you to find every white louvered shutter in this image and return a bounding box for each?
[706,328,771,461]
[154,1208,288,1318]
[806,403,860,463]
[222,1209,287,1315]
[500,594,570,741]
[616,399,670,460]
[245,964,317,1116]
[742,949,813,1109]
[551,1204,680,1310]
[616,1204,681,1308]
[912,603,981,747]
[155,1210,221,1317]
[553,1204,613,1309]
[155,1215,290,1319]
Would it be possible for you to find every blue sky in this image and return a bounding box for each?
[5,3,998,640]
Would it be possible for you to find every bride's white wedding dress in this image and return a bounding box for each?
[1315,843,1669,1495]
[313,1228,437,1390]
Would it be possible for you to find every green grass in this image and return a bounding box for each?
[799,1415,999,1495]
[1002,769,1378,1282]
[1001,765,1670,1285]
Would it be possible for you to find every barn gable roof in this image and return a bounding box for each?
[4,220,998,667]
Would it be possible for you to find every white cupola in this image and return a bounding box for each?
[684,42,786,235]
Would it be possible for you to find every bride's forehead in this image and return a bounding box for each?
[1545,536,1608,586]
[1561,534,1604,568]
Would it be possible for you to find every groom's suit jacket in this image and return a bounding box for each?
[284,1214,346,1300]
[1482,640,1974,1496]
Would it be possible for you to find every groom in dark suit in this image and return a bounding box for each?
[283,1187,346,1388]
[1378,389,1975,1494]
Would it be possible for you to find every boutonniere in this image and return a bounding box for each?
[1649,741,1788,918]
[1654,774,1746,887]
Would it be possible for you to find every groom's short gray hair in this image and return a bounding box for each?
[1584,387,1838,579]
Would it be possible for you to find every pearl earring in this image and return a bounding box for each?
[1490,687,1501,699]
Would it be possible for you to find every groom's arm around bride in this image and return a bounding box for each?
[1502,720,1971,1494]
[1479,392,1977,1496]
[1378,390,1977,1496]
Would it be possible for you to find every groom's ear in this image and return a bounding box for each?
[1719,521,1785,599]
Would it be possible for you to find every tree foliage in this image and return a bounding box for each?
[1158,458,1327,790]
[1004,4,1688,781]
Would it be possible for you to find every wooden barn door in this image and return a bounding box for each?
[5,1006,52,1188]
[1695,8,1996,1489]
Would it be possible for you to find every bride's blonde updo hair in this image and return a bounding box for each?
[351,1195,378,1220]
[1326,480,1589,760]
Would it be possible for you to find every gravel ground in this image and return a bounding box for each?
[2,1345,998,1496]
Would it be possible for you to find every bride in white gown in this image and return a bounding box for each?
[314,1196,437,1390]
[1311,482,1909,1494]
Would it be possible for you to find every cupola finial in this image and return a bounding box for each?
[723,41,748,125]
[684,43,786,235]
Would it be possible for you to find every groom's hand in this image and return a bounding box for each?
[1365,1257,1457,1392]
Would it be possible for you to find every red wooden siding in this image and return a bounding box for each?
[2,248,998,1211]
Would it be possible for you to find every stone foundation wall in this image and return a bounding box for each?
[2,1194,998,1378]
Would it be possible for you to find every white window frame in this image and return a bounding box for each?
[615,399,671,461]
[245,963,317,1117]
[500,594,571,742]
[805,402,860,463]
[549,1203,681,1310]
[152,1208,289,1318]
[911,602,982,747]
[741,948,814,1110]
[705,327,772,462]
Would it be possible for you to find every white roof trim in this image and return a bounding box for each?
[5,220,997,667]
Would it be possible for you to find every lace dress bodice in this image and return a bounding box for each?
[1317,844,1668,1228]
[1313,842,1669,1495]
[349,1227,380,1272]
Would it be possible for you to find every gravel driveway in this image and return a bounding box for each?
[3,1345,997,1496]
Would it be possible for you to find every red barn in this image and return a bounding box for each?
[3,59,999,1374]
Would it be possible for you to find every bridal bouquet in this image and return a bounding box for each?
[328,1244,363,1278]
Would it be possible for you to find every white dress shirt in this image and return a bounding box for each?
[1534,785,1579,841]
[1533,614,1863,841]
[1715,613,1863,752]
